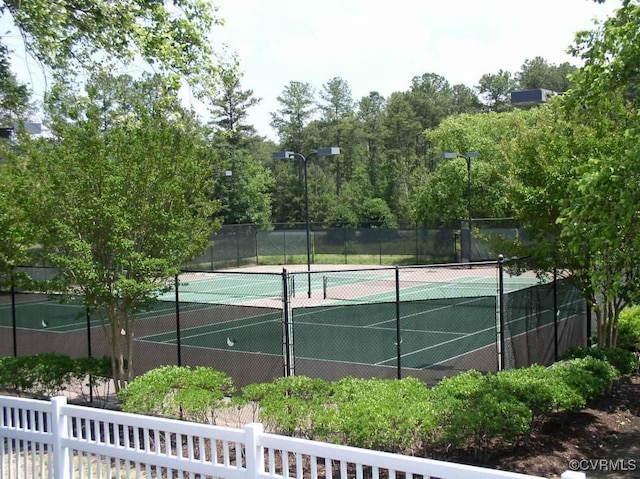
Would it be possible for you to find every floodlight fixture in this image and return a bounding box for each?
[441,151,480,264]
[272,147,340,298]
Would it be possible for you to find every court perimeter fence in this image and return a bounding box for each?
[187,219,526,269]
[0,258,587,388]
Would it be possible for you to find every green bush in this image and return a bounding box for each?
[242,376,436,452]
[118,365,235,423]
[617,305,640,352]
[561,346,638,375]
[0,354,111,399]
[490,365,585,418]
[329,377,436,453]
[240,375,332,438]
[550,357,619,402]
[431,370,532,455]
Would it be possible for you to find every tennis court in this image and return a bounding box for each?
[1,262,587,385]
[0,294,219,333]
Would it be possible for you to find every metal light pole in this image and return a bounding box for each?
[442,151,479,263]
[273,147,340,297]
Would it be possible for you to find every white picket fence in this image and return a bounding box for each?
[0,395,585,479]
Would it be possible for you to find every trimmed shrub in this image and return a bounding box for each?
[561,346,638,375]
[617,305,640,352]
[0,353,110,399]
[118,365,235,423]
[240,375,332,439]
[431,370,532,455]
[550,357,619,403]
[329,377,436,453]
[490,365,585,418]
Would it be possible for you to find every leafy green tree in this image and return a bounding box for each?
[318,76,354,125]
[382,92,423,226]
[417,111,519,226]
[269,81,317,221]
[477,70,518,112]
[0,0,225,92]
[357,91,387,198]
[323,203,359,228]
[407,73,474,130]
[211,146,274,226]
[359,198,396,228]
[208,68,273,226]
[451,83,484,115]
[316,77,357,197]
[269,158,304,224]
[0,45,33,126]
[516,56,577,92]
[499,97,637,348]
[270,81,316,152]
[497,1,640,348]
[209,67,261,145]
[0,143,35,286]
[413,154,510,227]
[19,73,219,391]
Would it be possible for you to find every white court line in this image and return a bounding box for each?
[137,311,280,343]
[289,296,491,338]
[365,296,492,329]
[375,324,496,366]
[376,298,584,367]
[166,318,280,344]
[134,339,286,358]
[290,320,464,336]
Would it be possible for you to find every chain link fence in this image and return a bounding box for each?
[1,258,587,387]
[183,220,524,269]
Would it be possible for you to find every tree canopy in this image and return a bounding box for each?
[17,73,220,390]
[0,0,225,90]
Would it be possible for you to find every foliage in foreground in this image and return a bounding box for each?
[616,304,640,353]
[238,357,619,457]
[561,346,638,376]
[117,366,236,424]
[111,350,628,458]
[0,353,111,401]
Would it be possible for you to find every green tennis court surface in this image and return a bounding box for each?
[159,271,542,306]
[0,297,219,332]
[136,288,584,370]
[2,269,580,370]
[137,296,498,369]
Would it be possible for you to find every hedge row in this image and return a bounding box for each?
[0,353,111,401]
[118,347,636,457]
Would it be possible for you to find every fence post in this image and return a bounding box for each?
[254,223,259,265]
[210,243,215,270]
[343,226,348,264]
[86,307,93,403]
[586,301,592,347]
[498,255,505,371]
[395,267,402,379]
[11,265,17,356]
[51,396,71,479]
[415,225,419,264]
[175,274,182,367]
[282,269,293,377]
[237,232,241,267]
[553,268,559,361]
[244,423,265,479]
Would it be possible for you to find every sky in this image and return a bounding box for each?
[208,0,622,140]
[2,0,623,140]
